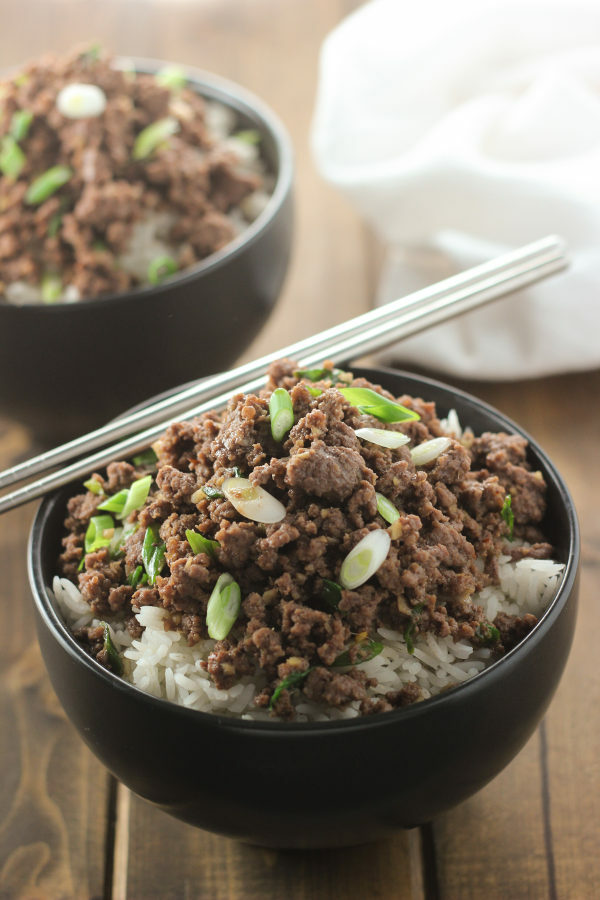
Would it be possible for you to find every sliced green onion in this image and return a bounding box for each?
[501,494,514,541]
[98,488,128,515]
[25,165,72,205]
[108,527,124,559]
[10,109,33,141]
[147,254,178,285]
[83,478,103,495]
[47,213,62,237]
[14,72,30,88]
[77,555,85,572]
[376,493,400,525]
[128,565,144,589]
[269,667,313,710]
[132,116,179,160]
[410,437,451,466]
[354,427,410,449]
[84,514,115,553]
[41,273,62,303]
[202,484,225,500]
[119,474,152,520]
[80,43,102,64]
[222,476,286,524]
[56,83,107,119]
[476,623,501,645]
[186,529,219,558]
[294,366,350,382]
[0,135,25,180]
[320,578,342,611]
[132,448,157,467]
[339,529,391,590]
[141,524,166,585]
[233,129,261,145]
[155,65,187,91]
[100,622,123,675]
[306,385,323,398]
[404,621,416,655]
[206,573,241,640]
[340,387,420,424]
[332,638,383,668]
[269,388,294,442]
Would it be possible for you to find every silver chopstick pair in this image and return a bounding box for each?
[0,234,568,514]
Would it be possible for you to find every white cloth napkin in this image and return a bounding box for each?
[311,0,600,379]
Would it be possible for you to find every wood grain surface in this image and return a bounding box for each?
[0,2,598,898]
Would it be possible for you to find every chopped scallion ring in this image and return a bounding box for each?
[354,427,410,449]
[141,524,166,585]
[56,83,107,118]
[155,65,187,91]
[100,622,123,675]
[410,437,451,466]
[132,116,179,160]
[83,478,103,495]
[206,573,241,640]
[10,109,33,142]
[233,129,261,145]
[222,476,286,523]
[332,638,383,668]
[98,488,128,515]
[339,529,391,590]
[501,493,514,541]
[40,273,62,304]
[132,448,158,467]
[186,529,219,558]
[376,493,400,525]
[269,388,294,442]
[25,165,72,205]
[84,514,115,553]
[119,475,152,520]
[269,667,313,709]
[147,254,178,285]
[340,387,420,423]
[0,135,25,180]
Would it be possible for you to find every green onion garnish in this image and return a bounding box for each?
[233,129,261,145]
[294,366,350,382]
[410,437,451,466]
[47,213,62,237]
[10,109,33,142]
[269,668,313,710]
[476,623,501,645]
[84,514,115,553]
[404,621,416,655]
[501,494,514,541]
[98,488,128,515]
[339,387,420,424]
[41,273,62,304]
[332,638,383,668]
[80,43,102,64]
[83,478,103,495]
[320,578,342,611]
[202,485,225,500]
[269,388,294,442]
[306,385,323,398]
[0,136,25,180]
[100,622,123,675]
[128,565,144,589]
[355,427,411,450]
[132,116,179,160]
[155,65,187,91]
[206,573,241,640]
[186,529,219,558]
[376,492,400,525]
[339,529,391,590]
[132,448,158,467]
[108,527,124,559]
[77,556,85,572]
[25,165,72,204]
[147,255,178,285]
[119,475,152,520]
[141,524,166,585]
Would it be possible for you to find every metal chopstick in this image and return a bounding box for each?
[0,234,568,514]
[0,235,565,494]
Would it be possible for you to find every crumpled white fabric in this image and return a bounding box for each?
[311,0,600,379]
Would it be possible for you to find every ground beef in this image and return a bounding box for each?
[0,45,267,303]
[61,361,557,719]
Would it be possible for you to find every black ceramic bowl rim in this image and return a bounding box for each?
[7,57,294,311]
[28,366,580,734]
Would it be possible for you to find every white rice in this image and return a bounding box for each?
[51,554,564,722]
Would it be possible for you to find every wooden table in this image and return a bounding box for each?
[1,1,598,897]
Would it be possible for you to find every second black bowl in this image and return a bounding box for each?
[0,62,294,442]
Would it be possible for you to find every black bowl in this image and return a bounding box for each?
[28,367,579,848]
[0,61,294,443]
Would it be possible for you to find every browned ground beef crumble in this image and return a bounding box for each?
[0,45,261,300]
[59,360,552,719]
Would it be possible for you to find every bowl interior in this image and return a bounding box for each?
[28,365,580,732]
